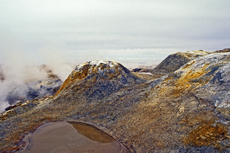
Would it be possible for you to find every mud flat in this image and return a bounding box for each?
[18,121,129,153]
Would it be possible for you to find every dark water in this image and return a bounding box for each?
[19,121,128,153]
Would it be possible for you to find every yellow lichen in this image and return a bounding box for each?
[55,65,91,96]
[168,63,210,96]
[178,63,209,85]
[184,121,228,150]
[182,61,196,70]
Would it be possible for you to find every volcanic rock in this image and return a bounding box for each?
[55,60,145,96]
[1,54,230,152]
[151,50,210,75]
[214,48,230,53]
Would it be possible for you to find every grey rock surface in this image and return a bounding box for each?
[151,51,210,75]
[1,54,230,152]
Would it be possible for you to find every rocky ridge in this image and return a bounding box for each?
[55,60,145,96]
[214,48,230,53]
[151,50,211,75]
[1,53,230,152]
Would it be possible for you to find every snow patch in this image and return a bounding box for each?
[75,60,118,73]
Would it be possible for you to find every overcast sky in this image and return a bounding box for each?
[0,0,230,67]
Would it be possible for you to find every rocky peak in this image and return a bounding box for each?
[72,60,121,79]
[55,60,145,96]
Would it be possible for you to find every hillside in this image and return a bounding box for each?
[151,50,211,75]
[1,53,230,152]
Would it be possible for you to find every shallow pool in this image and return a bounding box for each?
[19,121,129,153]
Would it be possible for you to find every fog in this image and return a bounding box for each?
[0,41,75,112]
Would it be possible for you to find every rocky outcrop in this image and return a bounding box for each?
[1,54,230,152]
[146,53,230,151]
[151,50,210,75]
[55,60,145,96]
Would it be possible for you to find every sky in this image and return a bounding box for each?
[0,0,230,68]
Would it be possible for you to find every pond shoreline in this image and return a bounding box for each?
[17,121,130,153]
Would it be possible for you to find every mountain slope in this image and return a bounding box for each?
[151,50,210,75]
[55,60,145,96]
[1,55,230,152]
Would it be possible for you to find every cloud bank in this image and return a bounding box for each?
[1,0,230,62]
